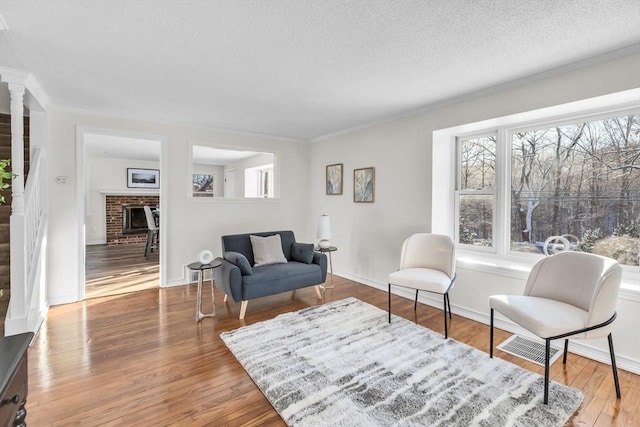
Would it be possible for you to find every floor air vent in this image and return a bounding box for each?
[496,335,562,366]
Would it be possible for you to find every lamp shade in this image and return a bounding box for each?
[317,215,331,248]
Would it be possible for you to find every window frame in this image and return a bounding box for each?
[433,88,640,295]
[454,132,498,253]
[245,164,274,198]
[504,107,640,260]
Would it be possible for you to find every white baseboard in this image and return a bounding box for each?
[48,294,78,306]
[4,308,46,337]
[29,308,47,338]
[3,316,27,336]
[336,271,640,375]
[165,277,192,288]
[86,239,106,245]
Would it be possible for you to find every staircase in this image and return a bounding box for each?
[0,113,29,336]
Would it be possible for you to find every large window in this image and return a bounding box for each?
[456,135,496,248]
[455,112,640,267]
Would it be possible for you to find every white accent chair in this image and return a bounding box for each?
[489,251,622,404]
[388,233,456,338]
[143,206,159,260]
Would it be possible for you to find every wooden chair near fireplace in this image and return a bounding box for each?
[144,206,159,260]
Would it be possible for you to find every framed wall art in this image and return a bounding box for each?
[192,173,214,197]
[127,168,160,189]
[353,167,374,203]
[326,163,343,195]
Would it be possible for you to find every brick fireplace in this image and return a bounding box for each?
[106,195,160,245]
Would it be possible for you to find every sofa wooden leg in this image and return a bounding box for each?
[314,285,322,299]
[223,294,228,303]
[239,300,248,320]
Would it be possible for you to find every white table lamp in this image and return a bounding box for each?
[317,215,331,249]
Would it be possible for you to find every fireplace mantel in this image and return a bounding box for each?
[100,189,159,196]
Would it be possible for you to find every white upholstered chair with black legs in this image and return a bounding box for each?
[489,251,622,405]
[388,233,456,338]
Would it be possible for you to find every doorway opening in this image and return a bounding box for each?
[81,130,163,299]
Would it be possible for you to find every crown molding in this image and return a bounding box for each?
[0,66,51,111]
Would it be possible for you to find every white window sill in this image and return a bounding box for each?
[456,250,640,302]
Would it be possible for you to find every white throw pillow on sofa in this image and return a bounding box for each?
[250,234,288,266]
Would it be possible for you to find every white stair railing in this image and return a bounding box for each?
[1,67,50,336]
[24,146,47,325]
[5,145,48,336]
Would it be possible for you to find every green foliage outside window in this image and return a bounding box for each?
[0,159,11,205]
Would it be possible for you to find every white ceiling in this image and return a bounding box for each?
[1,0,639,141]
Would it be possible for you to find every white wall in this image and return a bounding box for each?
[308,51,640,372]
[46,111,311,305]
[86,156,160,244]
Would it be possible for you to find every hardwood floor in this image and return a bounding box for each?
[85,243,158,299]
[3,241,157,335]
[27,276,639,426]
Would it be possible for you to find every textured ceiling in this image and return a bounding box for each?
[1,0,639,140]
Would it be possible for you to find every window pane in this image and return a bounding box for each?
[459,194,493,247]
[245,164,274,198]
[459,136,496,190]
[510,114,640,266]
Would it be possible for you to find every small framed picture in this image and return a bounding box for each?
[192,173,214,197]
[353,167,374,203]
[127,168,160,189]
[326,163,343,195]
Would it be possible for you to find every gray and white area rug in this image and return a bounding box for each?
[220,297,583,426]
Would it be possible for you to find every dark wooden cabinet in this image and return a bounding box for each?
[1,332,33,427]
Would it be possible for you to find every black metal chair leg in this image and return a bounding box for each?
[388,283,391,323]
[563,339,569,364]
[490,309,494,358]
[608,333,621,399]
[544,339,550,404]
[443,294,448,339]
[446,293,452,319]
[414,289,419,310]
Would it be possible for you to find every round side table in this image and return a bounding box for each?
[187,259,222,321]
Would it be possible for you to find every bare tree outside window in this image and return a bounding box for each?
[509,114,640,265]
[457,136,496,247]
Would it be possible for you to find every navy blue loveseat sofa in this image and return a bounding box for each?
[213,230,328,319]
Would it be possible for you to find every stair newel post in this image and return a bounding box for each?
[8,82,27,329]
[9,83,25,215]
